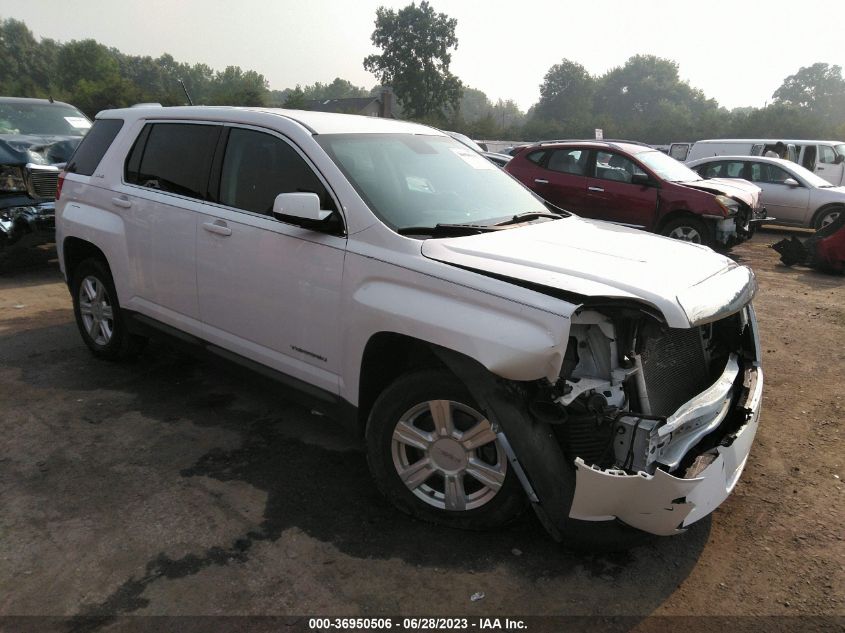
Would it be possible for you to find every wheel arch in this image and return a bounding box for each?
[811,203,844,229]
[63,237,111,285]
[357,332,452,433]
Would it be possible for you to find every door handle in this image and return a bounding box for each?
[111,196,132,208]
[203,221,232,237]
[588,186,605,192]
[534,179,549,184]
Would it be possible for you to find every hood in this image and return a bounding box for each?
[0,134,82,166]
[678,177,761,207]
[421,217,753,327]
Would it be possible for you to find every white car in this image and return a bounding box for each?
[688,155,845,229]
[56,106,764,546]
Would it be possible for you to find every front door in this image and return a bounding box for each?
[747,161,811,225]
[816,145,845,186]
[196,126,346,395]
[580,150,658,227]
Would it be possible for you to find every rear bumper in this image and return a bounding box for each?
[568,363,762,536]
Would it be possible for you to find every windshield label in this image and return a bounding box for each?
[64,117,92,130]
[450,147,496,170]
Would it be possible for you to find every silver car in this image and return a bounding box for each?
[687,155,844,229]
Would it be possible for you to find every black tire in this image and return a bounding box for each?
[70,258,146,360]
[365,369,527,530]
[660,216,713,247]
[813,205,843,231]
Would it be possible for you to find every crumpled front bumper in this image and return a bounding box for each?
[567,362,763,536]
[0,201,55,247]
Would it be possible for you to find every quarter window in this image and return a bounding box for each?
[218,128,334,215]
[125,123,220,200]
[66,119,123,176]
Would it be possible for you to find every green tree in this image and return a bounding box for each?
[363,1,462,120]
[0,18,56,97]
[534,59,594,128]
[283,85,307,108]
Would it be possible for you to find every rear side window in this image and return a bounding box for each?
[125,122,220,199]
[525,150,546,165]
[547,149,586,175]
[66,119,123,176]
[217,127,334,215]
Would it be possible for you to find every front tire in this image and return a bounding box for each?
[660,216,712,247]
[71,258,146,360]
[365,369,527,530]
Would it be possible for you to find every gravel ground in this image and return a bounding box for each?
[0,231,842,631]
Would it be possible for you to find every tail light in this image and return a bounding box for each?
[56,171,65,200]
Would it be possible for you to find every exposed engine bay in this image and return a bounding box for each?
[531,304,758,480]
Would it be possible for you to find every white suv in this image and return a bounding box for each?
[56,106,764,546]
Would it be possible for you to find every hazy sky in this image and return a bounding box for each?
[2,0,843,112]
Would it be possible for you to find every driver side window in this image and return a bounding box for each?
[218,128,335,215]
[593,151,646,184]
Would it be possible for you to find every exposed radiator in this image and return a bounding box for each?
[638,324,710,417]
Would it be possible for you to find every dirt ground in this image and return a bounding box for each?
[0,230,842,630]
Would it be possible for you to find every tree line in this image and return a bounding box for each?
[2,11,844,144]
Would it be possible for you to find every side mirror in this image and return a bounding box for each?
[272,192,338,231]
[835,154,844,165]
[631,172,654,187]
[783,178,800,187]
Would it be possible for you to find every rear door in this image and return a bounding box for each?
[747,161,811,225]
[531,147,590,213]
[115,121,221,331]
[195,125,346,394]
[580,150,658,227]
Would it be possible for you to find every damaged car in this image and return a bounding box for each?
[56,107,763,547]
[505,140,768,249]
[0,97,90,255]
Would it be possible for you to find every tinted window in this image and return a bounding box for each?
[526,150,546,165]
[66,119,123,176]
[594,151,646,183]
[218,128,334,215]
[547,149,586,175]
[125,123,220,199]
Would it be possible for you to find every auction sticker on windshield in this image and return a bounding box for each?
[450,147,495,169]
[64,117,92,129]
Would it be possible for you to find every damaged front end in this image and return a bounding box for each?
[538,299,762,536]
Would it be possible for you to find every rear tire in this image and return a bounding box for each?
[814,206,842,230]
[365,369,527,530]
[71,258,146,360]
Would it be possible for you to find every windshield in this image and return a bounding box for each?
[0,102,91,137]
[636,149,702,182]
[316,133,549,231]
[836,144,845,159]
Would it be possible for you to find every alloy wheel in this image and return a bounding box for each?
[391,399,507,512]
[78,275,114,346]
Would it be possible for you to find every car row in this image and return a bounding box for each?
[688,155,844,230]
[56,106,763,547]
[504,139,767,249]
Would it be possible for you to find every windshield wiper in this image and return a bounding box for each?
[397,223,499,237]
[492,211,563,226]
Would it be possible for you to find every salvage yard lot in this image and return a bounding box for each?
[0,229,842,624]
